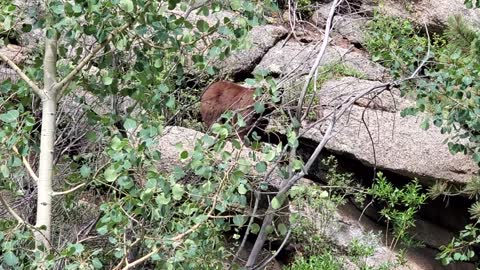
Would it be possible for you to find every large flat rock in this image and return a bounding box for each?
[301,77,478,185]
[255,40,386,81]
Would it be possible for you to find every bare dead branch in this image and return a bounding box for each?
[296,0,343,120]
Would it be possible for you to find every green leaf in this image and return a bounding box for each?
[3,251,19,266]
[255,161,267,173]
[194,214,208,224]
[97,225,108,235]
[51,3,64,14]
[264,149,276,162]
[92,258,103,269]
[102,76,113,85]
[0,164,10,177]
[180,150,189,159]
[0,110,19,123]
[451,50,461,60]
[291,159,303,171]
[233,215,246,226]
[104,167,118,182]
[319,190,329,198]
[166,96,175,109]
[156,193,171,205]
[473,152,480,164]
[254,102,265,114]
[70,243,85,255]
[196,19,209,33]
[271,197,281,209]
[462,76,473,86]
[238,184,248,195]
[120,0,134,12]
[158,84,169,93]
[277,223,288,236]
[230,0,242,10]
[420,118,430,130]
[80,165,91,178]
[172,184,184,200]
[116,37,127,51]
[3,16,12,29]
[111,137,124,151]
[250,223,260,234]
[123,118,136,130]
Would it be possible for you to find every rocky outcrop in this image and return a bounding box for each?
[311,3,368,44]
[362,0,480,31]
[255,40,386,81]
[216,25,288,80]
[300,77,478,185]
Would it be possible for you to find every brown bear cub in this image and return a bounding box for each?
[200,80,283,144]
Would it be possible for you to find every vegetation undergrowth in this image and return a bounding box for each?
[365,9,480,267]
[286,156,423,270]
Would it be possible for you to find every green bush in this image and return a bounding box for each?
[364,12,431,78]
[287,253,343,270]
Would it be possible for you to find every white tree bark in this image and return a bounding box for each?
[34,34,58,249]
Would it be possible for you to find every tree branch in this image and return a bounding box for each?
[12,145,39,183]
[0,52,43,97]
[52,183,86,196]
[53,23,130,93]
[0,192,27,224]
[296,0,342,120]
[254,228,292,269]
[184,0,212,19]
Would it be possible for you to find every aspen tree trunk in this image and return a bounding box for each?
[34,34,58,249]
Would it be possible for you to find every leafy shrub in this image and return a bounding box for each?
[364,12,431,78]
[368,172,427,249]
[287,253,343,270]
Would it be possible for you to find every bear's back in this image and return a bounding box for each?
[200,81,255,128]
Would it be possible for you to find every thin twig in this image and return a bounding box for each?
[52,183,86,196]
[184,0,212,19]
[254,228,292,270]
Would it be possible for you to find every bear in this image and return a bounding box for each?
[200,80,282,144]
